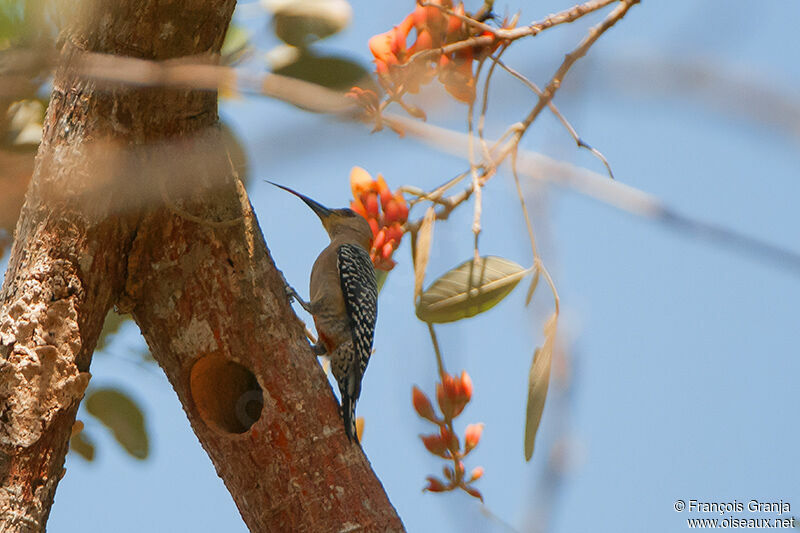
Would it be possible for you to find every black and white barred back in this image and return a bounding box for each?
[334,243,378,442]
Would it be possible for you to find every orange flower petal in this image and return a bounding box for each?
[350,166,374,198]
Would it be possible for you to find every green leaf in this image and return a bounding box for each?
[0,1,26,47]
[273,52,374,92]
[524,313,557,461]
[70,431,95,461]
[416,256,530,324]
[269,0,352,47]
[86,388,149,460]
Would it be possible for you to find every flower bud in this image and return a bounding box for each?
[365,193,380,218]
[372,228,387,252]
[376,174,393,208]
[464,423,483,454]
[393,192,409,221]
[469,466,484,482]
[436,381,454,419]
[350,166,374,197]
[412,386,437,422]
[424,476,448,493]
[411,28,434,54]
[385,223,404,244]
[440,426,460,452]
[350,198,367,218]
[464,486,483,502]
[440,373,468,417]
[421,433,450,458]
[443,465,454,481]
[446,3,465,36]
[383,200,402,224]
[367,218,379,237]
[381,242,395,260]
[368,33,393,62]
[412,5,428,29]
[459,371,473,401]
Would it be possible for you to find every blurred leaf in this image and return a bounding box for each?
[413,207,436,304]
[524,313,557,461]
[4,99,44,148]
[268,0,351,47]
[375,269,388,293]
[86,388,149,460]
[95,310,128,352]
[221,23,250,63]
[264,43,302,70]
[0,149,33,233]
[69,431,95,462]
[0,229,11,257]
[525,266,540,306]
[416,256,530,324]
[0,1,26,47]
[0,0,54,49]
[273,51,374,92]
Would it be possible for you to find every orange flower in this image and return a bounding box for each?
[348,167,408,271]
[436,370,473,418]
[365,2,517,111]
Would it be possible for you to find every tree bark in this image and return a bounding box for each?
[0,1,404,532]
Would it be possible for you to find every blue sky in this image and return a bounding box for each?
[32,1,800,531]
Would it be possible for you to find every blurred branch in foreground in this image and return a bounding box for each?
[601,51,800,142]
[3,44,798,275]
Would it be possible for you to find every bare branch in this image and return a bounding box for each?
[391,112,800,274]
[495,57,615,179]
[406,0,619,64]
[497,0,640,162]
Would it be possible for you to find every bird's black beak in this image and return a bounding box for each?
[267,181,333,220]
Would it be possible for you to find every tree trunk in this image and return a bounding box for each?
[0,2,404,532]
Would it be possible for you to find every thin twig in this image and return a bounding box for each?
[405,0,618,65]
[468,59,488,260]
[478,45,509,163]
[495,57,615,179]
[511,148,561,314]
[391,110,800,275]
[419,2,502,36]
[510,148,539,259]
[497,0,640,163]
[427,322,446,381]
[10,12,794,274]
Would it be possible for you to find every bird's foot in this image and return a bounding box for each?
[278,269,313,313]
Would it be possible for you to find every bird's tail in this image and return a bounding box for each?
[341,395,358,444]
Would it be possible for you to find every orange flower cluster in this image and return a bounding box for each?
[412,370,484,501]
[436,370,472,419]
[349,167,408,271]
[368,1,502,104]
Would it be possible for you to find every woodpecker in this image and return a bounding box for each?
[270,182,378,443]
